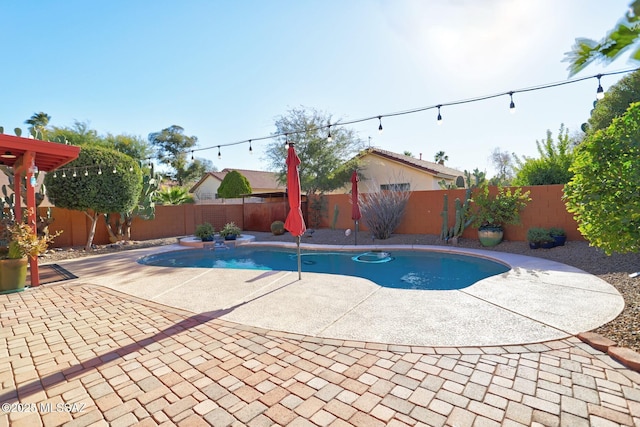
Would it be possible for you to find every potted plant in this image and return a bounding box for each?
[526,227,554,249]
[549,227,567,246]
[194,222,215,242]
[471,185,531,247]
[270,220,285,236]
[220,222,242,240]
[0,222,61,294]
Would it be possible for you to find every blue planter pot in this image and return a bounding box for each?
[552,235,566,246]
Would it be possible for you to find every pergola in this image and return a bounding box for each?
[0,134,80,287]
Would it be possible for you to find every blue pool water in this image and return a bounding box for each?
[139,247,509,290]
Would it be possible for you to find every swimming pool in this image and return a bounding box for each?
[139,246,509,290]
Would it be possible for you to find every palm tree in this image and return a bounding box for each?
[24,112,51,138]
[155,186,194,205]
[434,151,449,165]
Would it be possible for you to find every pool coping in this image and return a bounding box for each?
[50,242,624,348]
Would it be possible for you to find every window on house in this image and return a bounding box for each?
[380,183,410,191]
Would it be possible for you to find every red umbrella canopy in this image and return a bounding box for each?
[351,170,361,221]
[284,144,307,237]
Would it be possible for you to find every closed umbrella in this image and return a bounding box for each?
[284,143,307,279]
[351,170,361,245]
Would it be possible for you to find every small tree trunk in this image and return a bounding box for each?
[123,214,133,241]
[84,211,100,251]
[103,213,119,243]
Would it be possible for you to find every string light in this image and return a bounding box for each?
[129,165,133,172]
[509,92,516,114]
[84,168,88,176]
[217,146,221,159]
[436,105,443,125]
[378,116,383,133]
[98,167,102,175]
[249,140,253,154]
[62,171,66,178]
[327,126,332,142]
[112,166,117,173]
[53,171,57,178]
[72,169,77,177]
[596,74,605,100]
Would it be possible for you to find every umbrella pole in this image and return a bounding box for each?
[355,220,358,245]
[297,235,301,280]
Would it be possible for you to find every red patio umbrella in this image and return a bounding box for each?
[351,170,361,245]
[284,143,306,279]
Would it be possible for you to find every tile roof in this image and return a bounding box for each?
[361,148,465,178]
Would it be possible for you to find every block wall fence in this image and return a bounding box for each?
[45,184,583,248]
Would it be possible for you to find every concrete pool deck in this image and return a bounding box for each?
[3,244,639,427]
[51,242,624,348]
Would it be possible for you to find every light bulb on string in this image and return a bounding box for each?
[98,167,102,175]
[129,165,133,172]
[72,169,77,177]
[84,168,89,176]
[378,116,383,134]
[62,171,66,178]
[112,166,117,173]
[436,105,443,125]
[327,126,332,142]
[217,146,221,159]
[53,171,57,178]
[509,92,516,114]
[596,74,605,100]
[249,140,253,155]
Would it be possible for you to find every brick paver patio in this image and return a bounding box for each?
[2,283,640,426]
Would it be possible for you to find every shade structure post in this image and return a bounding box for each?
[284,143,306,279]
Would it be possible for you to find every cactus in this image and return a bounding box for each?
[440,194,451,240]
[14,128,22,137]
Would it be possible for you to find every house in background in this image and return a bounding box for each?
[190,168,284,203]
[354,148,465,192]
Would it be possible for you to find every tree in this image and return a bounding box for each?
[588,69,640,133]
[44,145,142,251]
[103,133,154,161]
[512,124,575,185]
[264,107,363,195]
[148,125,202,186]
[24,112,51,138]
[564,102,640,254]
[49,121,101,146]
[217,170,252,198]
[488,148,515,186]
[565,1,640,76]
[434,151,448,165]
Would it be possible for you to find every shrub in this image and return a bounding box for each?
[220,222,242,237]
[194,223,215,240]
[471,185,531,230]
[526,227,553,244]
[359,183,411,240]
[270,221,285,235]
[549,227,566,237]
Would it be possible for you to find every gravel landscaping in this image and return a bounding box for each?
[40,229,640,351]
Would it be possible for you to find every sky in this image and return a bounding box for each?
[1,0,636,178]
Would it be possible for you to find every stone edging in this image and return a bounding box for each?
[578,331,640,371]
